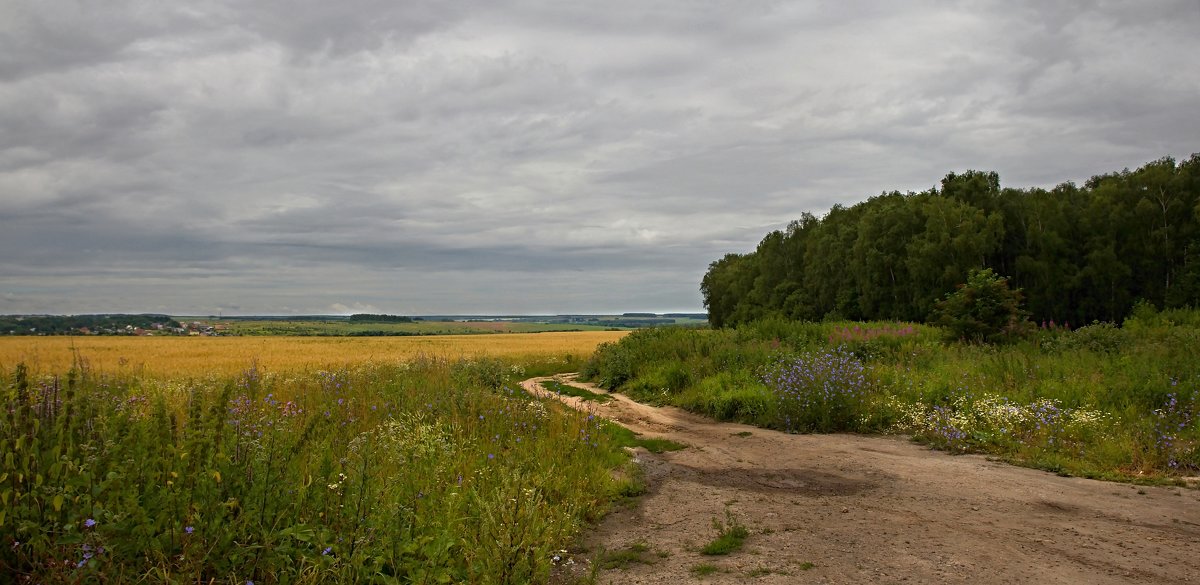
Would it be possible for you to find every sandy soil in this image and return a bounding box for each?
[521,375,1200,585]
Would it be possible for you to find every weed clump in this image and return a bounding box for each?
[700,509,750,556]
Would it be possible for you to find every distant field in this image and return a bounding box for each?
[219,319,620,336]
[0,331,628,376]
[205,316,700,333]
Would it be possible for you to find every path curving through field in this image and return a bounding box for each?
[521,374,1200,585]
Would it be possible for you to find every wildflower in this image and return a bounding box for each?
[488,453,495,460]
[84,518,96,528]
[185,526,194,534]
[322,547,332,556]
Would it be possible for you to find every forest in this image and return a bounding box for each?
[702,155,1200,328]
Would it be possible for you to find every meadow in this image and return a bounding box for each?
[0,332,635,583]
[583,308,1200,482]
[0,331,627,377]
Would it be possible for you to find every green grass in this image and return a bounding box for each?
[690,562,721,576]
[0,358,640,583]
[540,379,613,403]
[598,542,657,570]
[700,510,750,556]
[600,422,687,454]
[582,316,1200,482]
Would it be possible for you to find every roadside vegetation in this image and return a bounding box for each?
[0,355,638,583]
[582,305,1200,482]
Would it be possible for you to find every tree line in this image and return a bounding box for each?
[702,154,1200,328]
[347,313,415,323]
[0,314,180,335]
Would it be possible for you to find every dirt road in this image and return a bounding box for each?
[521,375,1200,584]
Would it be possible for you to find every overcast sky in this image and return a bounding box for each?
[2,1,1198,315]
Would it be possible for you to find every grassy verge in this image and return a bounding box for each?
[581,314,1200,482]
[540,379,613,403]
[0,356,638,583]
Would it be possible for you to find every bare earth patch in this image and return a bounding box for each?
[521,375,1200,585]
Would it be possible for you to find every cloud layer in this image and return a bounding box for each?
[3,1,1198,314]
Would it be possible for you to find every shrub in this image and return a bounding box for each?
[1061,322,1128,354]
[931,268,1032,344]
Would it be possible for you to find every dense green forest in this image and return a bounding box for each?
[702,155,1200,327]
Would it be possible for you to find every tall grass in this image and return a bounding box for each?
[583,317,1200,481]
[1,356,630,583]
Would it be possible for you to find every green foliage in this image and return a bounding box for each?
[931,268,1032,343]
[585,314,1200,481]
[1049,321,1129,354]
[539,380,612,403]
[760,348,874,433]
[702,154,1200,328]
[676,372,776,425]
[699,509,749,555]
[0,359,634,583]
[450,356,517,390]
[596,421,685,454]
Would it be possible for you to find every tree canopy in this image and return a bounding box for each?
[702,155,1200,327]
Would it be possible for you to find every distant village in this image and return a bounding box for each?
[75,321,229,337]
[0,314,227,336]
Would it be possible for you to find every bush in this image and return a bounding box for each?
[1063,322,1128,354]
[931,268,1032,344]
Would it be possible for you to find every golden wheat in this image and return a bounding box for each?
[0,331,627,376]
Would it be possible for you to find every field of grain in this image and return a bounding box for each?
[219,318,619,336]
[0,331,627,376]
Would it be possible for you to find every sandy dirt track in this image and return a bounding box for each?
[521,375,1200,585]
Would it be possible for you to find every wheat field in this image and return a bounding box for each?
[0,331,627,376]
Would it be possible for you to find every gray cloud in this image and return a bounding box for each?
[2,0,1198,314]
